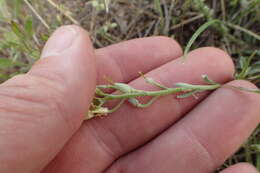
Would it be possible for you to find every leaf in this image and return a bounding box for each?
[25,17,34,38]
[11,20,24,38]
[183,20,220,60]
[0,58,15,69]
[248,75,260,81]
[251,144,260,151]
[248,61,260,75]
[154,0,163,17]
[239,56,247,69]
[40,34,49,42]
[13,0,23,18]
[0,58,24,69]
[236,51,257,79]
[3,30,19,43]
[236,56,251,79]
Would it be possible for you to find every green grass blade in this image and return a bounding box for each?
[183,19,219,60]
[236,51,257,80]
[11,20,24,38]
[25,17,33,38]
[154,0,163,18]
[251,144,260,152]
[0,58,24,69]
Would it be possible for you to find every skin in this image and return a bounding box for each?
[0,25,259,173]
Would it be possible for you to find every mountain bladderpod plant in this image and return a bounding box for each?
[86,74,260,120]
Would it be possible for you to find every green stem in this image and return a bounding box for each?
[102,84,220,100]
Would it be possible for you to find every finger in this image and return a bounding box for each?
[110,80,260,173]
[220,163,259,173]
[0,25,96,173]
[43,47,234,173]
[95,36,183,84]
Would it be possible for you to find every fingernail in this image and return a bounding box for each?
[41,25,78,58]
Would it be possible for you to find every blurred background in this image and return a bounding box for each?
[0,0,259,171]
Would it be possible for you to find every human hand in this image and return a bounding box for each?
[0,25,259,173]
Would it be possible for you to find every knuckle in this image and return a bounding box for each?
[181,125,218,171]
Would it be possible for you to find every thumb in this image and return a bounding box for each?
[0,25,96,173]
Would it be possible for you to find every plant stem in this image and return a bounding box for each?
[23,0,50,29]
[103,84,220,100]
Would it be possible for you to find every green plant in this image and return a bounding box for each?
[87,74,221,119]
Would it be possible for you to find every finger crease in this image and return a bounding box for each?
[86,122,121,161]
[182,125,218,171]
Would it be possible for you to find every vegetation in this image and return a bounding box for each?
[0,0,259,171]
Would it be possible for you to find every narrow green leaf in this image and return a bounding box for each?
[11,21,24,38]
[0,58,24,69]
[25,17,33,38]
[0,58,15,69]
[184,20,220,60]
[14,0,23,19]
[249,68,260,76]
[236,51,257,79]
[251,144,260,151]
[154,0,163,17]
[249,75,260,81]
[248,61,260,75]
[239,56,247,69]
[40,34,50,42]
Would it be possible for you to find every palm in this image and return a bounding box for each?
[42,37,259,173]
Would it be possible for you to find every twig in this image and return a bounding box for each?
[171,14,204,30]
[23,0,50,29]
[221,0,226,21]
[46,0,79,25]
